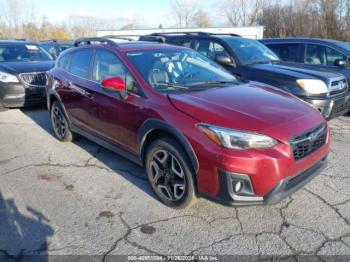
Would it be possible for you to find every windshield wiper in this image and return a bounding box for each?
[246,60,271,65]
[186,80,237,86]
[153,83,189,90]
[247,60,280,65]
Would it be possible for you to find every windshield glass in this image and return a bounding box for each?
[0,44,53,62]
[335,41,350,53]
[126,49,238,93]
[225,38,279,65]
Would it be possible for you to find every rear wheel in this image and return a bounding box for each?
[145,137,197,209]
[50,100,75,142]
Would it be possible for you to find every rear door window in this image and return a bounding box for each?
[305,44,325,65]
[267,43,299,62]
[68,49,92,79]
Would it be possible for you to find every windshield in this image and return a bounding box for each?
[126,49,239,93]
[335,41,350,53]
[225,38,279,65]
[0,44,53,62]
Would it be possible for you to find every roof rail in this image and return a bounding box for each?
[147,32,241,37]
[102,35,138,41]
[74,37,118,47]
[40,39,58,42]
[209,33,241,37]
[150,32,210,36]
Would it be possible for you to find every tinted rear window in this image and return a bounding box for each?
[68,50,92,79]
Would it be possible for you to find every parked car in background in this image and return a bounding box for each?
[46,37,329,208]
[39,39,74,59]
[140,33,350,120]
[260,38,350,82]
[0,39,54,108]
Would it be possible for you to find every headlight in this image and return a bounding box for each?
[0,71,19,83]
[198,124,277,150]
[296,79,328,95]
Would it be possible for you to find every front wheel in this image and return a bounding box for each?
[145,137,197,209]
[50,101,75,142]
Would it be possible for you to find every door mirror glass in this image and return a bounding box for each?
[335,59,348,68]
[101,77,126,92]
[215,55,233,67]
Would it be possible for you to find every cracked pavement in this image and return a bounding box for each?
[0,108,350,260]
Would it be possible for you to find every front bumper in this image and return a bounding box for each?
[200,156,327,207]
[305,93,350,120]
[0,82,46,108]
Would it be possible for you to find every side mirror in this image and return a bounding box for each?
[335,59,348,68]
[101,77,126,92]
[215,55,234,67]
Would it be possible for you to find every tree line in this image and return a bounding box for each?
[1,0,350,41]
[172,0,350,41]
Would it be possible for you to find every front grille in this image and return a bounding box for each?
[330,79,348,96]
[19,72,47,87]
[290,124,327,161]
[332,99,350,116]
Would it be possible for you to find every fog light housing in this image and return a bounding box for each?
[218,170,264,203]
[234,181,243,193]
[227,172,263,202]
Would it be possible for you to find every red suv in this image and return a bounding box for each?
[46,38,330,208]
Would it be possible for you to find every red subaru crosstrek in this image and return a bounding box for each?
[46,38,330,208]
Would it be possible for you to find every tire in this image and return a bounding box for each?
[0,101,8,112]
[50,100,75,142]
[145,137,197,209]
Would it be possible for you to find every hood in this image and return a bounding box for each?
[247,62,341,81]
[278,61,347,74]
[0,61,54,74]
[168,82,325,142]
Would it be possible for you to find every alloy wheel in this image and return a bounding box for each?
[150,149,186,201]
[52,105,66,139]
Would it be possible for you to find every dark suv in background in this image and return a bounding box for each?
[0,39,54,108]
[39,39,74,59]
[140,33,350,120]
[261,38,350,83]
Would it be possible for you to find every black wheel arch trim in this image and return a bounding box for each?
[139,119,199,174]
[47,89,72,125]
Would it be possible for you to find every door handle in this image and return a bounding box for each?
[84,90,93,98]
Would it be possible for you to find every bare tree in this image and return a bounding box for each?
[67,16,115,38]
[220,0,265,26]
[170,0,197,27]
[192,8,211,27]
[0,0,35,37]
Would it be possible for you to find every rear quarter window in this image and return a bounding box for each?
[58,53,70,70]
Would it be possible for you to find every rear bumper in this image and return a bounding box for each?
[0,82,46,108]
[200,156,327,207]
[305,93,350,120]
